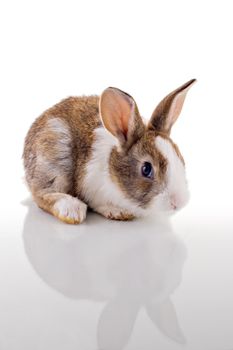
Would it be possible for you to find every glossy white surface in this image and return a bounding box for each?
[1,199,233,350]
[1,1,233,349]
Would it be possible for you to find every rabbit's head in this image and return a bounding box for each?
[100,79,196,214]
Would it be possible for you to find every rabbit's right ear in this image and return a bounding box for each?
[100,87,145,149]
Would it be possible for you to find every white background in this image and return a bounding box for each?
[1,0,233,220]
[0,1,233,350]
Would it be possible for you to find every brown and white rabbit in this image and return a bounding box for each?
[23,79,196,224]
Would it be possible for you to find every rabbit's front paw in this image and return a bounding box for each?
[53,197,87,224]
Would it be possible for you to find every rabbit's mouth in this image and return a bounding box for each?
[151,188,190,214]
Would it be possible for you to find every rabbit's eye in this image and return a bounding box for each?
[141,162,153,179]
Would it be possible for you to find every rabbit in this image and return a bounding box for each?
[23,79,196,224]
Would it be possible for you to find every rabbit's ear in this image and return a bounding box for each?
[100,87,145,149]
[148,79,196,135]
[97,297,140,350]
[146,298,186,344]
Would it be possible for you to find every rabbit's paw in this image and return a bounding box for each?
[53,197,87,224]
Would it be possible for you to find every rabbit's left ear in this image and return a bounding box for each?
[148,79,196,135]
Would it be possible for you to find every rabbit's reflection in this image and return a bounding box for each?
[23,201,187,350]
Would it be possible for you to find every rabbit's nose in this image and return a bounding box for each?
[170,195,178,210]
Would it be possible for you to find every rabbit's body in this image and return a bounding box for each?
[23,80,196,224]
[23,96,142,222]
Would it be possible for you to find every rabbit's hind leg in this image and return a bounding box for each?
[24,117,87,224]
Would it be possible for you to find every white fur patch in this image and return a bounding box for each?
[82,128,146,217]
[47,118,69,135]
[46,118,72,164]
[35,118,72,185]
[154,136,189,212]
[53,196,87,223]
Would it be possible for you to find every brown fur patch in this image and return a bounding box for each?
[109,130,168,208]
[107,212,135,221]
